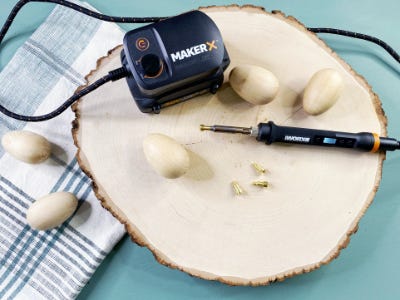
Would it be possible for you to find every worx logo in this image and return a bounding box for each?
[284,136,311,143]
[170,40,217,62]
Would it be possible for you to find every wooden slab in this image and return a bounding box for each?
[72,5,386,285]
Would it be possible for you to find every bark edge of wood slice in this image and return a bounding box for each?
[72,5,386,285]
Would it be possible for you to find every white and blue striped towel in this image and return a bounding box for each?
[0,2,126,299]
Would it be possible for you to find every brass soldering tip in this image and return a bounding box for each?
[200,124,212,131]
[252,180,269,188]
[199,124,253,135]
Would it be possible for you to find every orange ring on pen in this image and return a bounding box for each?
[371,133,380,153]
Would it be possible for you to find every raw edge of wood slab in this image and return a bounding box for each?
[72,5,387,286]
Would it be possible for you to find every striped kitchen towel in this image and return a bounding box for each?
[0,1,126,299]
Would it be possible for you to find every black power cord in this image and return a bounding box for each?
[307,27,400,64]
[0,0,164,45]
[0,0,399,122]
[0,67,129,122]
[0,0,166,122]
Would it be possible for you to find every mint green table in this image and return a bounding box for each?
[1,1,399,299]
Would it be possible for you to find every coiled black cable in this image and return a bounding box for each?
[0,0,398,122]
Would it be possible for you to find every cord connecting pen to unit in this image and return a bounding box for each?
[200,121,400,152]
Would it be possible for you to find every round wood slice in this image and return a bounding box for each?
[72,5,386,285]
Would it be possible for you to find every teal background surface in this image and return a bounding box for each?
[0,0,399,299]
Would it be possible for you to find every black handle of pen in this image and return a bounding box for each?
[256,121,400,152]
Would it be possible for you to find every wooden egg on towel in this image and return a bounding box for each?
[1,130,51,164]
[303,68,344,115]
[229,64,279,105]
[143,133,190,179]
[26,192,78,230]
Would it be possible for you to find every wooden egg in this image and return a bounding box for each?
[26,192,78,230]
[143,133,190,179]
[2,130,51,164]
[229,64,279,105]
[303,68,344,115]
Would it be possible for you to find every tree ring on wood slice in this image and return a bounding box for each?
[72,5,386,285]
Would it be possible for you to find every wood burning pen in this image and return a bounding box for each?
[200,121,400,152]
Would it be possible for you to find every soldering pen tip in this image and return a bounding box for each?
[199,124,254,135]
[200,124,213,131]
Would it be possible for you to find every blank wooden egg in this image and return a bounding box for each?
[26,192,78,231]
[2,130,51,164]
[143,133,190,179]
[303,68,344,115]
[229,64,279,105]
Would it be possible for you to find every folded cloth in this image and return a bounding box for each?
[0,1,126,299]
